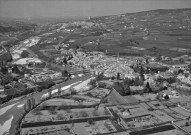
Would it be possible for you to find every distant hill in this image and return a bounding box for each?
[0,26,16,33]
[88,8,191,57]
[0,21,37,33]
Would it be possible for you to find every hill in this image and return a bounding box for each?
[84,8,191,57]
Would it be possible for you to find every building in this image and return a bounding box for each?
[0,85,5,95]
[155,71,174,79]
[130,86,144,91]
[29,71,62,83]
[0,85,7,98]
[160,61,189,70]
[171,64,189,70]
[177,74,191,85]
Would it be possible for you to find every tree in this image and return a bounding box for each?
[134,77,140,86]
[30,96,36,108]
[111,76,115,80]
[145,58,149,64]
[12,65,21,74]
[139,77,144,86]
[123,78,132,85]
[97,72,104,80]
[87,119,95,125]
[164,94,169,100]
[58,86,61,96]
[98,82,107,88]
[140,67,145,81]
[179,58,184,63]
[23,104,27,113]
[117,72,120,80]
[62,70,69,77]
[123,84,130,95]
[76,45,80,50]
[48,89,52,99]
[89,78,97,87]
[143,87,149,93]
[21,50,29,58]
[178,69,184,74]
[1,66,7,74]
[37,81,55,89]
[146,82,152,92]
[63,57,67,65]
[185,122,189,126]
[26,99,32,111]
[167,77,176,84]
[70,88,77,95]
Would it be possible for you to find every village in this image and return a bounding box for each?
[17,49,191,135]
[0,7,191,135]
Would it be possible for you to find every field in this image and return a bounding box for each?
[22,98,111,126]
[124,114,163,129]
[174,120,191,133]
[106,89,127,105]
[73,120,118,135]
[123,96,138,104]
[163,108,186,120]
[133,94,157,101]
[170,107,191,117]
[129,125,180,135]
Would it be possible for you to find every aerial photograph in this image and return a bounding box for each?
[0,0,191,135]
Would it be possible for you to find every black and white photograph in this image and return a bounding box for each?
[0,0,191,135]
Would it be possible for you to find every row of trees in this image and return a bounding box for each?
[113,81,156,96]
[24,96,36,112]
[0,80,56,104]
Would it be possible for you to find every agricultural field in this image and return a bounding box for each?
[106,89,127,105]
[80,88,111,99]
[124,114,163,129]
[129,124,186,135]
[133,93,157,101]
[174,120,191,133]
[123,96,139,104]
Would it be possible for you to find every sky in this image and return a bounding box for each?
[0,0,191,18]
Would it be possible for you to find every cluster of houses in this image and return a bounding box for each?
[26,71,62,83]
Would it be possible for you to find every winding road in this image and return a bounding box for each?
[0,74,93,135]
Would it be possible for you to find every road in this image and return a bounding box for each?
[0,74,93,135]
[0,43,7,57]
[0,37,18,56]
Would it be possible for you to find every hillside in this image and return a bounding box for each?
[85,8,191,57]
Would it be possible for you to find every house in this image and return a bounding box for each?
[172,64,189,70]
[130,86,144,91]
[29,71,62,83]
[0,85,7,98]
[156,71,174,79]
[0,85,5,95]
[177,74,191,85]
[168,68,179,74]
[161,61,189,70]
[160,89,180,98]
[122,109,130,116]
[144,74,152,80]
[171,83,191,91]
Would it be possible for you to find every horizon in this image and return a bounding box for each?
[1,7,191,20]
[0,0,191,19]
